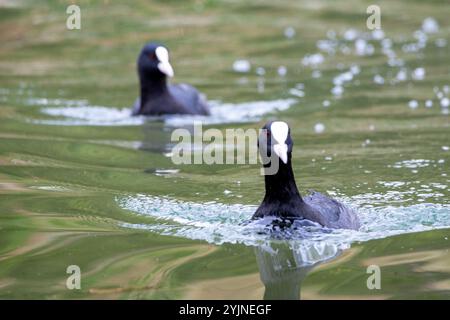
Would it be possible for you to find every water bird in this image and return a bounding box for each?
[132,42,210,116]
[253,121,360,230]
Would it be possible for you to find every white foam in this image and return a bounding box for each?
[31,98,297,127]
[117,192,450,265]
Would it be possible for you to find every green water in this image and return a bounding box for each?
[0,0,449,299]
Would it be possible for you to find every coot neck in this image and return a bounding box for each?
[139,72,169,105]
[263,156,303,202]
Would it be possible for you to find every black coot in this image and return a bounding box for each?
[132,42,210,116]
[253,121,360,230]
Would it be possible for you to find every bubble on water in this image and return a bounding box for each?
[425,100,433,108]
[396,69,408,82]
[343,29,359,41]
[443,86,449,94]
[371,29,385,40]
[223,190,232,195]
[277,66,287,77]
[408,100,419,109]
[289,88,304,98]
[340,45,352,55]
[322,100,330,107]
[440,98,449,108]
[349,65,360,75]
[381,38,392,49]
[333,71,353,86]
[412,67,425,81]
[314,123,325,134]
[435,38,447,48]
[414,30,428,44]
[317,39,336,55]
[422,17,439,34]
[256,67,266,76]
[392,159,435,169]
[442,146,449,151]
[402,43,420,53]
[302,53,324,67]
[311,70,322,78]
[373,74,385,85]
[232,59,251,73]
[355,39,374,56]
[365,139,371,145]
[331,85,344,96]
[284,26,296,39]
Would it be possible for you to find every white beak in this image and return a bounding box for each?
[155,46,174,77]
[273,143,288,164]
[270,121,289,164]
[157,61,174,77]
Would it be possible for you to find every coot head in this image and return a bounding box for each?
[259,121,293,167]
[138,42,174,78]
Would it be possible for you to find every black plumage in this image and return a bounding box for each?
[253,121,360,230]
[132,42,210,116]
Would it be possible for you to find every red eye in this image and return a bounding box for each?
[148,53,157,60]
[266,131,271,137]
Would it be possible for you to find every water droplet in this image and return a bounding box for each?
[408,100,419,109]
[373,74,385,85]
[232,60,251,73]
[277,66,287,77]
[412,67,425,81]
[314,123,325,134]
[422,17,439,34]
[284,26,296,39]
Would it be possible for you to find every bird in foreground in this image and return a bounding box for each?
[132,42,210,116]
[253,121,360,230]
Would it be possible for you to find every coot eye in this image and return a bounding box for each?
[148,53,157,60]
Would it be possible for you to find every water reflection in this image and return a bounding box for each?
[139,120,172,154]
[254,241,342,299]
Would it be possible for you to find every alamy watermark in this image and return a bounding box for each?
[366,264,381,290]
[66,265,81,290]
[366,5,381,30]
[66,5,81,30]
[170,122,282,175]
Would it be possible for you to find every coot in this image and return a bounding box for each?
[253,121,360,230]
[132,43,210,116]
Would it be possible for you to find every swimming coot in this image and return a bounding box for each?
[132,43,210,116]
[253,121,360,230]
